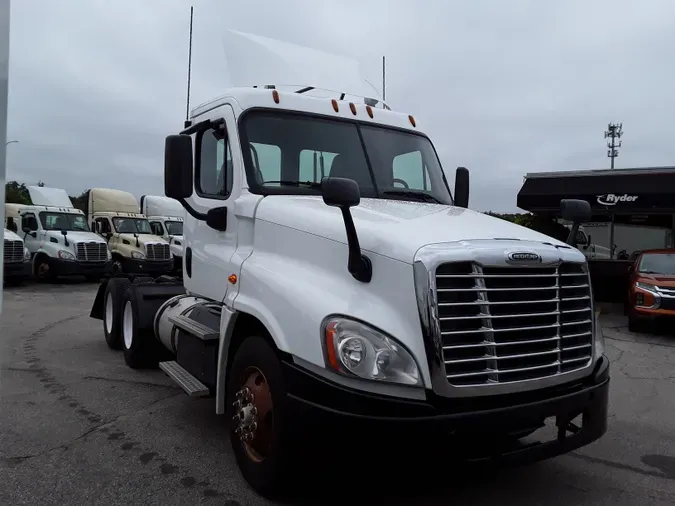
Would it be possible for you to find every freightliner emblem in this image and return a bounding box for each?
[507,252,542,262]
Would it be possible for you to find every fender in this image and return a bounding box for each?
[215,306,239,414]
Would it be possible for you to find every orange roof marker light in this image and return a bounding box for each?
[331,99,339,112]
[366,105,374,118]
[228,274,238,285]
[272,89,280,104]
[349,102,357,115]
[408,115,416,128]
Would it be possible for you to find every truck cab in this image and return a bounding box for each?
[2,226,31,285]
[139,194,184,274]
[89,188,174,276]
[5,186,112,281]
[567,224,611,260]
[91,85,609,498]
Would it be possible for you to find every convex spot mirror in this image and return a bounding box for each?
[561,199,591,224]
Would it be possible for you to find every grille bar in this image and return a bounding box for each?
[436,261,594,387]
[145,243,171,261]
[3,240,23,263]
[76,242,108,262]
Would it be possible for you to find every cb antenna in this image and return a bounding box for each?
[184,6,194,128]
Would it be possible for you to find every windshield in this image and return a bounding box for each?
[165,221,183,236]
[112,217,152,234]
[39,212,90,232]
[239,111,453,204]
[638,253,675,276]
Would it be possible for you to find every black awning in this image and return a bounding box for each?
[517,167,675,214]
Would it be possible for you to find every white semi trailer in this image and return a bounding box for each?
[90,84,609,498]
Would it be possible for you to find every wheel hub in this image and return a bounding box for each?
[232,368,273,462]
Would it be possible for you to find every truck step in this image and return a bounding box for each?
[169,314,219,341]
[159,361,210,397]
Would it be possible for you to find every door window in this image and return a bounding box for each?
[392,150,431,190]
[197,124,233,199]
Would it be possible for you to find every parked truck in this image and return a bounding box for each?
[89,85,609,498]
[5,187,111,281]
[2,226,31,285]
[139,194,184,274]
[88,188,174,276]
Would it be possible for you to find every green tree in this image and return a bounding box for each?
[5,181,31,204]
[69,189,89,214]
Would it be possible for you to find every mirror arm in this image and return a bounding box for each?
[340,207,372,283]
[566,223,580,247]
[178,197,208,221]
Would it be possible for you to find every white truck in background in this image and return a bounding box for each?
[140,194,185,274]
[567,225,611,260]
[88,188,174,276]
[89,82,610,498]
[2,226,31,285]
[5,187,111,281]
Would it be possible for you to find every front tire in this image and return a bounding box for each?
[35,257,53,283]
[103,278,131,350]
[227,336,296,499]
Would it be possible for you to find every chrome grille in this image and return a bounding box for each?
[436,261,593,387]
[146,243,170,261]
[76,242,108,262]
[3,240,23,263]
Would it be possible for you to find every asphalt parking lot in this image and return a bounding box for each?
[2,282,675,505]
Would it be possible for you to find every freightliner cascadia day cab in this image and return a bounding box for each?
[5,187,111,281]
[89,87,609,496]
[88,188,174,276]
[2,226,31,285]
[139,194,185,274]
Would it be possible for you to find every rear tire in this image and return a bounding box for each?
[120,288,160,369]
[103,278,131,350]
[227,336,297,499]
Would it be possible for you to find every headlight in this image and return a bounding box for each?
[322,317,421,387]
[594,311,605,357]
[106,248,112,260]
[635,281,660,308]
[23,247,31,261]
[131,250,145,260]
[58,250,75,260]
[636,281,657,292]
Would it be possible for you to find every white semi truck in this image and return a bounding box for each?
[88,188,174,276]
[2,226,31,285]
[89,85,609,498]
[139,194,184,273]
[5,187,112,281]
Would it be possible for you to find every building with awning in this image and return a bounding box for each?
[517,166,675,302]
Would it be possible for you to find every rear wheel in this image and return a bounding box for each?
[120,290,160,369]
[103,278,131,350]
[227,336,297,499]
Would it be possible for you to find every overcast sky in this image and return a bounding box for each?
[5,0,675,212]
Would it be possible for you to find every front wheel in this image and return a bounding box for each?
[227,336,296,499]
[35,257,53,282]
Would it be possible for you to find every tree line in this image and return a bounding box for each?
[4,180,568,241]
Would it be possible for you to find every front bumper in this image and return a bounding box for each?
[50,258,112,277]
[283,355,609,465]
[3,261,31,278]
[123,257,174,275]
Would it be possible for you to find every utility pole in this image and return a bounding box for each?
[605,122,623,169]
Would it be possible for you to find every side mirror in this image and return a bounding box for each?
[164,134,194,200]
[454,167,469,209]
[321,176,360,208]
[320,177,371,283]
[586,234,592,246]
[61,230,67,236]
[561,199,591,247]
[560,199,591,224]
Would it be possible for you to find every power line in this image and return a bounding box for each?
[604,122,623,169]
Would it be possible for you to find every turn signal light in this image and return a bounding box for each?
[228,274,237,285]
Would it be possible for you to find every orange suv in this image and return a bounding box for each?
[626,249,675,332]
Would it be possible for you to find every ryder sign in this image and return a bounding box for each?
[596,193,638,206]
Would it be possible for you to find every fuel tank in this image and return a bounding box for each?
[154,294,212,353]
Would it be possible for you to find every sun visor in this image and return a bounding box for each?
[27,186,73,208]
[90,188,140,214]
[222,29,372,98]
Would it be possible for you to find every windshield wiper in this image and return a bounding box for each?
[262,180,322,189]
[381,189,442,204]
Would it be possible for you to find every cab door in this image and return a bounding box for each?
[182,104,242,303]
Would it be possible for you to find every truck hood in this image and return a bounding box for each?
[45,230,107,244]
[255,196,569,263]
[3,228,22,242]
[118,233,169,246]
